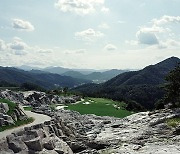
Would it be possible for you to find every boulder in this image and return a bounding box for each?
[0,137,13,153]
[0,103,9,113]
[43,137,55,150]
[54,136,73,154]
[25,137,43,151]
[173,126,180,135]
[8,137,28,153]
[0,118,4,126]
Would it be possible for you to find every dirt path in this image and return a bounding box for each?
[0,111,51,139]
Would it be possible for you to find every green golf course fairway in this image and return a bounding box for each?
[66,97,133,118]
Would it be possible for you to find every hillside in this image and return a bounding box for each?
[62,69,128,83]
[18,65,128,83]
[0,67,91,89]
[73,57,180,109]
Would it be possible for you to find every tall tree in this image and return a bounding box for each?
[164,64,180,107]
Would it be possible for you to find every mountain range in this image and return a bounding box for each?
[0,67,91,89]
[1,56,179,110]
[73,57,180,109]
[62,69,128,83]
[17,66,129,83]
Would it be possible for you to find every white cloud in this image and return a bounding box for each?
[8,37,28,51]
[139,25,170,33]
[65,49,86,54]
[129,15,180,47]
[38,49,53,54]
[125,40,138,46]
[98,23,109,29]
[158,39,180,49]
[14,50,27,55]
[0,39,7,51]
[12,19,34,31]
[136,30,159,45]
[101,7,109,13]
[152,15,180,25]
[55,0,106,15]
[0,37,55,58]
[117,20,126,24]
[104,44,117,51]
[75,28,104,41]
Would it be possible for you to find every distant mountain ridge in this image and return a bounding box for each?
[62,69,128,83]
[73,57,180,109]
[0,67,91,89]
[17,66,129,83]
[17,66,98,75]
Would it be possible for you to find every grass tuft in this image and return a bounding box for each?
[0,117,34,132]
[166,117,180,127]
[23,106,33,111]
[0,99,17,115]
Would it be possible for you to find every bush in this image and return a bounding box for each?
[155,99,165,109]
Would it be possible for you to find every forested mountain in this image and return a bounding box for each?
[62,69,128,83]
[42,67,98,75]
[0,67,91,89]
[18,65,129,83]
[73,57,180,109]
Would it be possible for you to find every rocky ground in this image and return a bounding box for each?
[1,108,180,154]
[0,90,180,154]
[0,89,81,107]
[54,108,180,154]
[0,111,51,139]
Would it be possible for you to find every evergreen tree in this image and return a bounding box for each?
[164,64,180,108]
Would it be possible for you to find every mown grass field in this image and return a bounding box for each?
[66,97,133,118]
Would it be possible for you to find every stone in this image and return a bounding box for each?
[25,137,43,151]
[0,103,9,113]
[38,149,58,154]
[43,138,55,150]
[8,138,28,153]
[0,118,4,126]
[173,126,180,135]
[0,138,13,153]
[0,151,14,154]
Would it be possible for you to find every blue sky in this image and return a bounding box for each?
[0,0,180,69]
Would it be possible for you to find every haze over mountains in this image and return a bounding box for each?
[17,66,129,83]
[73,57,180,109]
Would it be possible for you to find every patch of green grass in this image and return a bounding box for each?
[49,104,57,111]
[23,106,33,111]
[166,117,180,127]
[0,99,16,115]
[66,97,133,118]
[0,117,34,132]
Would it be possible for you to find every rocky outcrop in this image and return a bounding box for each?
[0,101,27,127]
[1,108,180,153]
[0,116,100,154]
[0,90,81,107]
[97,109,180,154]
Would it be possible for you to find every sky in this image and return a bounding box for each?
[0,0,180,69]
